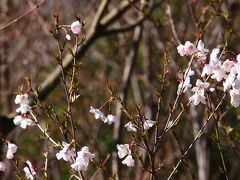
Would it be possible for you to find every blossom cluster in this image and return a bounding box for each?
[90,106,118,124]
[56,142,95,171]
[117,144,135,167]
[13,94,35,129]
[177,40,240,107]
[124,119,155,132]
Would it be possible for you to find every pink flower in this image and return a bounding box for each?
[13,115,35,129]
[177,44,185,56]
[16,104,32,114]
[184,41,197,55]
[90,107,106,121]
[56,142,76,162]
[122,155,135,167]
[0,162,6,172]
[191,79,209,93]
[125,122,137,132]
[230,89,240,107]
[143,120,155,130]
[117,144,135,167]
[104,114,118,124]
[23,160,36,180]
[196,40,209,61]
[6,142,18,159]
[71,146,95,171]
[15,94,29,105]
[189,91,206,105]
[71,21,82,35]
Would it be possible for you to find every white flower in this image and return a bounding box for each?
[0,162,5,172]
[13,115,35,129]
[90,107,106,121]
[143,120,155,130]
[196,40,209,61]
[71,21,82,35]
[15,94,29,105]
[177,76,192,95]
[56,142,76,162]
[185,68,195,77]
[122,155,135,167]
[177,44,185,56]
[210,48,220,63]
[116,144,135,167]
[16,104,32,114]
[230,89,240,107]
[6,142,18,159]
[209,87,215,92]
[237,54,240,63]
[189,91,206,106]
[211,62,227,82]
[117,144,131,158]
[23,160,36,180]
[232,79,240,90]
[125,122,137,132]
[66,34,71,41]
[184,41,197,56]
[191,79,209,93]
[104,114,118,124]
[222,59,235,73]
[201,64,213,77]
[71,146,95,171]
[223,73,235,91]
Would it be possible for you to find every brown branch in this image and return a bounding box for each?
[0,0,47,31]
[112,23,143,178]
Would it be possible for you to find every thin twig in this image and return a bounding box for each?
[0,0,47,31]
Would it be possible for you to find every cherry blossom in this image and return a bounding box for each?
[117,144,131,158]
[90,107,106,121]
[23,160,36,180]
[177,41,197,56]
[230,89,240,107]
[71,21,82,35]
[117,144,135,167]
[104,114,118,124]
[184,41,197,56]
[189,91,207,105]
[177,76,192,95]
[6,142,18,159]
[13,115,35,129]
[222,59,235,73]
[177,68,194,95]
[211,62,227,82]
[189,79,209,106]
[210,48,220,63]
[125,122,138,132]
[16,104,32,114]
[71,146,95,171]
[177,44,185,56]
[223,73,235,92]
[56,142,76,162]
[196,40,209,60]
[122,155,135,167]
[0,162,5,172]
[143,120,155,130]
[191,79,209,93]
[15,94,29,105]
